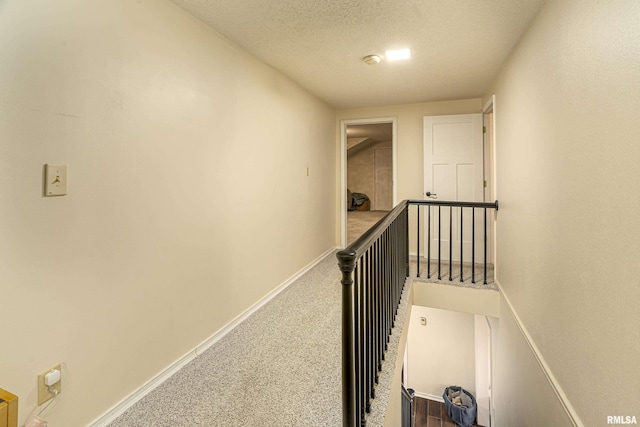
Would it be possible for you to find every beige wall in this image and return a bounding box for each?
[406,307,476,399]
[338,100,482,201]
[0,1,335,425]
[489,300,573,427]
[336,99,483,246]
[486,0,640,425]
[412,282,500,318]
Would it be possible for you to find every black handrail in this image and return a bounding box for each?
[343,200,409,257]
[401,386,415,427]
[337,201,409,427]
[338,199,498,427]
[408,199,499,209]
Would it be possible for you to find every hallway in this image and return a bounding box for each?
[108,254,343,426]
[106,249,412,426]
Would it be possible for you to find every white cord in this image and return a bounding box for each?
[37,388,59,417]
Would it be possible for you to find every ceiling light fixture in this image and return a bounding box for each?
[385,48,411,61]
[362,54,381,65]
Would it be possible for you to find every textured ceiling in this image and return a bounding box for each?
[169,0,546,108]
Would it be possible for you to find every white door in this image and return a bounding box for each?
[423,114,484,262]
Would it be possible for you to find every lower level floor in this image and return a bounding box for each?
[414,396,483,427]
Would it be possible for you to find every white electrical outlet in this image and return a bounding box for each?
[37,364,62,405]
[45,164,68,196]
[44,369,61,386]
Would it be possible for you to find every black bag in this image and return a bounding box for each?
[443,386,477,427]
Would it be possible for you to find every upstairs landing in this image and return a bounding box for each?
[411,257,495,289]
[410,257,499,318]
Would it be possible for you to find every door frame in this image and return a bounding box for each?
[483,95,497,268]
[340,117,398,249]
[475,314,494,427]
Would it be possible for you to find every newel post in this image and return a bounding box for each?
[337,249,357,427]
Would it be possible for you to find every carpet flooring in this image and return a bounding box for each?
[107,210,490,426]
[107,252,411,427]
[411,258,496,289]
[108,253,343,427]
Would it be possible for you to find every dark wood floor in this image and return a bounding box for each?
[414,396,483,427]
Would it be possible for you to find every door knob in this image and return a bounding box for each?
[426,192,437,199]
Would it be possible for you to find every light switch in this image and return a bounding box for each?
[45,164,68,196]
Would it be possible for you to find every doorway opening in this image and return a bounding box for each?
[340,118,397,248]
[404,306,496,427]
[419,108,497,283]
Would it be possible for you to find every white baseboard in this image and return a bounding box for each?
[88,247,337,427]
[412,390,444,403]
[496,280,584,427]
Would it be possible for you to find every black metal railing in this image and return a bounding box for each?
[401,386,415,427]
[413,200,499,284]
[337,200,410,427]
[337,199,498,427]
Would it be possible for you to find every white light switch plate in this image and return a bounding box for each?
[45,164,68,196]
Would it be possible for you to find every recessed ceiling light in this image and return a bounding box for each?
[385,48,411,61]
[363,54,381,65]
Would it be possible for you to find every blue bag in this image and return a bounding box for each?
[443,386,477,427]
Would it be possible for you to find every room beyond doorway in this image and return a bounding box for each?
[347,122,393,211]
[347,210,387,246]
[340,118,397,248]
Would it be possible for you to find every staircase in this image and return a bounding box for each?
[337,199,498,427]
